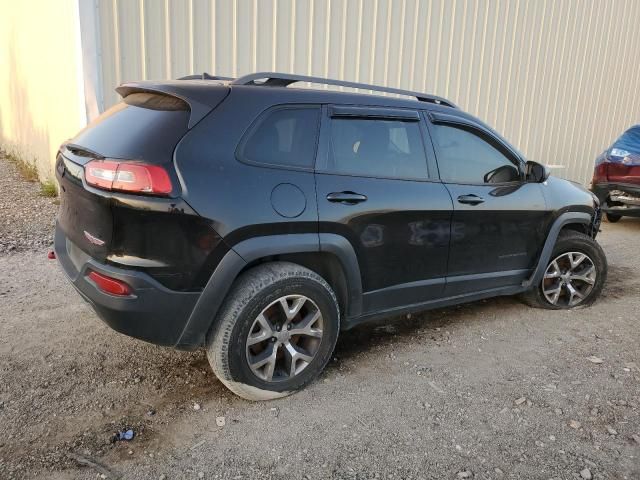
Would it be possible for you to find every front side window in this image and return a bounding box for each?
[239,107,320,168]
[431,124,521,184]
[328,117,428,179]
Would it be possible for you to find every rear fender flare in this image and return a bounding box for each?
[175,233,362,348]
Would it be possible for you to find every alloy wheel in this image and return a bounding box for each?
[542,251,597,307]
[245,295,324,382]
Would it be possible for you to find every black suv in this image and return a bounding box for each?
[55,72,606,400]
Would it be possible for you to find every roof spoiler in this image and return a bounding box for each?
[116,81,229,128]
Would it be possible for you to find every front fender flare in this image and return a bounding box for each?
[522,211,593,289]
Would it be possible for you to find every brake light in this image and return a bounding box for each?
[84,160,172,195]
[592,162,608,184]
[87,271,132,296]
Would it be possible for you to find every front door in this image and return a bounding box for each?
[316,106,453,314]
[426,115,550,296]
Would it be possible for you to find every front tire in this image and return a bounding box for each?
[522,230,607,309]
[207,262,340,401]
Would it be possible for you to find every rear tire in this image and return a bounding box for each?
[207,262,340,401]
[521,230,607,310]
[605,212,622,223]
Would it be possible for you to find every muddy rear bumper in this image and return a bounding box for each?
[54,223,201,348]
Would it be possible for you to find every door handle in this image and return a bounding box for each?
[326,191,368,205]
[457,194,485,205]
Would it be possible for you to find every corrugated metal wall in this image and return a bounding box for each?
[91,0,640,185]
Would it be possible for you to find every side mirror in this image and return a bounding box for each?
[525,161,550,183]
[483,164,520,184]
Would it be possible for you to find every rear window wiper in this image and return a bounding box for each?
[63,143,105,159]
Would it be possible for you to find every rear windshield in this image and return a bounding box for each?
[613,126,640,153]
[70,93,190,163]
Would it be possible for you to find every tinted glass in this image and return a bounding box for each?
[70,93,190,164]
[328,118,428,179]
[241,107,320,168]
[614,126,640,154]
[431,124,520,184]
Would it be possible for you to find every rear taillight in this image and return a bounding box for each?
[87,271,132,296]
[592,162,608,184]
[84,159,172,196]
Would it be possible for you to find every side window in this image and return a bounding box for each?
[239,107,320,168]
[431,123,521,184]
[328,117,428,179]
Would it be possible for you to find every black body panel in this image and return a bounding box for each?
[443,182,550,295]
[56,155,113,263]
[56,154,229,292]
[174,88,322,245]
[316,174,452,310]
[55,227,200,347]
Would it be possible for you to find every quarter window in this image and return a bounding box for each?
[328,117,428,179]
[431,124,520,184]
[240,107,320,168]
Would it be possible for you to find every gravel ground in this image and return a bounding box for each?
[0,154,57,253]
[0,164,638,480]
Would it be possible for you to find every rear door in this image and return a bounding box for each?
[315,105,453,314]
[425,112,549,296]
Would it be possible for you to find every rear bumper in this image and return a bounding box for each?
[591,182,640,218]
[55,223,201,347]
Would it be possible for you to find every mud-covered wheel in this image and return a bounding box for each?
[207,262,340,401]
[522,230,607,310]
[605,212,621,223]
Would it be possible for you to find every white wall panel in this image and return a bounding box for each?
[93,0,640,185]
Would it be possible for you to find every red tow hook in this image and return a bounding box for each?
[47,251,56,260]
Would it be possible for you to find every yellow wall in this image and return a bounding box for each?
[0,0,85,180]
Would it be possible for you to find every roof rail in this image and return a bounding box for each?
[231,72,457,108]
[178,73,234,81]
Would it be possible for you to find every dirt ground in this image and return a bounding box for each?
[0,158,639,479]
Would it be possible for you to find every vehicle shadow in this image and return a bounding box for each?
[333,241,638,365]
[333,295,520,363]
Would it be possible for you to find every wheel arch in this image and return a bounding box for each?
[559,222,589,235]
[175,233,362,349]
[239,252,350,318]
[523,211,593,289]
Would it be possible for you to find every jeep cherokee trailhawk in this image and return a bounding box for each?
[55,72,606,400]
